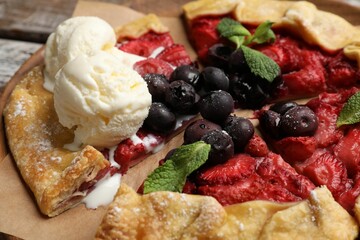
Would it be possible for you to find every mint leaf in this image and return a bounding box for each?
[246,20,276,45]
[143,141,211,194]
[337,92,360,127]
[240,45,280,82]
[217,18,250,48]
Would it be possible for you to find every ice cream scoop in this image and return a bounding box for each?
[44,16,117,92]
[54,50,151,149]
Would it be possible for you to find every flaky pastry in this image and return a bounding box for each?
[115,14,169,41]
[4,66,109,217]
[95,184,358,240]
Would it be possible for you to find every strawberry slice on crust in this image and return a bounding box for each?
[334,125,360,178]
[192,152,314,206]
[118,32,174,57]
[156,44,192,67]
[196,154,256,186]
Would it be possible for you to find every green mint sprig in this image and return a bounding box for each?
[337,91,360,127]
[143,141,211,194]
[216,18,280,82]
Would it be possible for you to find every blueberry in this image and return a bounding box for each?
[223,115,254,151]
[228,48,248,73]
[270,101,298,115]
[200,66,229,92]
[279,106,318,137]
[229,73,269,109]
[259,110,281,139]
[199,90,234,124]
[165,80,197,114]
[201,129,234,164]
[184,119,222,144]
[143,73,169,102]
[207,43,233,70]
[169,65,201,90]
[144,102,176,134]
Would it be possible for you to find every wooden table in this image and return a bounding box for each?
[0,0,359,239]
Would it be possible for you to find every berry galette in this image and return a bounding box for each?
[3,0,360,239]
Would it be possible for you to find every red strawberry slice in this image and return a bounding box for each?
[282,64,326,97]
[334,125,360,178]
[337,178,360,213]
[257,183,302,202]
[198,173,300,205]
[307,99,343,148]
[182,180,197,194]
[114,138,146,174]
[156,44,192,67]
[244,134,269,157]
[273,136,316,164]
[256,152,315,199]
[190,17,221,61]
[118,32,173,57]
[256,36,302,74]
[196,154,256,186]
[197,174,265,206]
[298,149,349,198]
[114,129,163,174]
[258,45,290,72]
[133,58,174,78]
[326,53,360,89]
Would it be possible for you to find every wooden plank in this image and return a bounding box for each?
[0,0,359,43]
[0,39,41,91]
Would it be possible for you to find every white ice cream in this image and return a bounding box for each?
[44,16,151,149]
[54,51,151,149]
[44,16,117,92]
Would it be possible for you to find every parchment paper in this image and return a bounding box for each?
[0,1,196,239]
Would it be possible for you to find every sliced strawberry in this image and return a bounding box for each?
[189,17,221,61]
[182,180,197,194]
[118,32,173,57]
[298,150,349,198]
[257,183,302,202]
[337,178,360,213]
[334,125,360,178]
[308,100,343,148]
[114,138,146,174]
[307,87,359,107]
[198,173,300,205]
[256,36,302,74]
[244,134,269,157]
[256,152,315,199]
[282,64,326,97]
[133,58,174,78]
[156,44,192,67]
[113,129,163,174]
[326,53,360,89]
[197,174,265,206]
[273,136,316,164]
[196,154,256,186]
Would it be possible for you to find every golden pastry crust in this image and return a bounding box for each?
[95,184,358,240]
[4,66,109,217]
[115,14,169,41]
[182,0,239,21]
[182,0,360,54]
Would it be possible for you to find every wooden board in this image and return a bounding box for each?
[0,1,359,240]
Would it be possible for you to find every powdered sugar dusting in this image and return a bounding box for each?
[13,100,26,117]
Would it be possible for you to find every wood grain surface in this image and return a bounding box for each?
[0,0,359,43]
[0,0,359,239]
